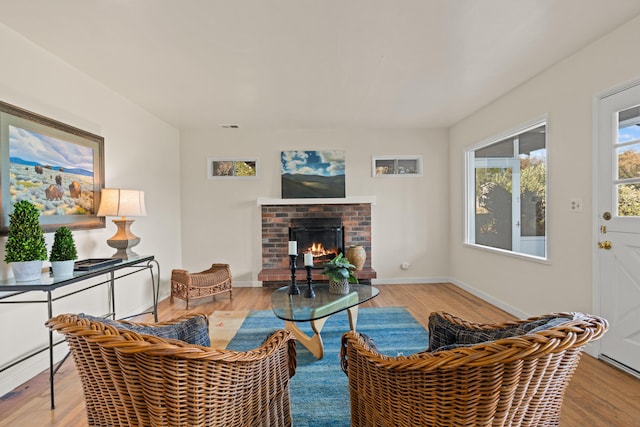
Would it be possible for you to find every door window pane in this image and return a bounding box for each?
[617,144,640,180]
[617,184,640,216]
[617,106,640,143]
[616,106,640,216]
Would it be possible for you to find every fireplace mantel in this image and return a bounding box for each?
[257,196,376,206]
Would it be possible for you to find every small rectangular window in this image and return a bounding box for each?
[372,155,423,177]
[207,158,258,179]
[465,121,547,259]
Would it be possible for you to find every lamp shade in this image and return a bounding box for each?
[97,189,146,218]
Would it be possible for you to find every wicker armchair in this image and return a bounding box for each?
[171,263,232,308]
[340,311,608,427]
[46,313,297,427]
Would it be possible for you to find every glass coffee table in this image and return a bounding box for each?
[271,283,379,359]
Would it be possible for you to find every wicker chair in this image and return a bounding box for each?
[46,313,297,427]
[171,263,232,308]
[340,311,608,427]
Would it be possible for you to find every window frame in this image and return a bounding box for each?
[464,116,549,263]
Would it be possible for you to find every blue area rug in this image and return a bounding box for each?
[226,307,429,427]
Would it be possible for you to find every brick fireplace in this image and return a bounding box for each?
[257,199,376,285]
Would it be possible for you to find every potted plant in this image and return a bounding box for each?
[49,226,78,277]
[4,200,48,281]
[321,252,358,294]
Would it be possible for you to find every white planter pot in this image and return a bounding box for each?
[11,260,43,282]
[51,260,75,277]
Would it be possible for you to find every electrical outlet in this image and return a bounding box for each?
[570,198,583,212]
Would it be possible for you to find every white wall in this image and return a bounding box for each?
[448,15,640,316]
[179,128,450,285]
[0,24,182,395]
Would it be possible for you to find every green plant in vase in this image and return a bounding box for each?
[49,226,78,277]
[4,200,47,281]
[321,252,358,294]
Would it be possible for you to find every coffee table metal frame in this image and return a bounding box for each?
[271,283,379,359]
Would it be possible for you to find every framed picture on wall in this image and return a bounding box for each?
[207,158,258,178]
[281,150,346,198]
[0,100,105,235]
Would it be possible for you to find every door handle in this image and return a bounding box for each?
[598,241,612,250]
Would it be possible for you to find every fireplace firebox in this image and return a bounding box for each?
[289,218,344,267]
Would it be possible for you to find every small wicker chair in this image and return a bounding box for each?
[171,263,232,308]
[340,311,608,427]
[46,313,297,427]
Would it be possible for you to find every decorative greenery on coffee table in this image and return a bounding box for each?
[321,253,358,284]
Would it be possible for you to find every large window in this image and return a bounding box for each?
[466,121,547,259]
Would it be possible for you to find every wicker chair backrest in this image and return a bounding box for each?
[47,314,296,427]
[340,311,608,427]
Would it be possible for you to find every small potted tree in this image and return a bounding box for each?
[4,200,48,281]
[321,252,358,294]
[49,226,78,277]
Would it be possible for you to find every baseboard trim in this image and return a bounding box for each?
[234,280,265,288]
[600,354,640,379]
[371,276,450,285]
[449,278,530,319]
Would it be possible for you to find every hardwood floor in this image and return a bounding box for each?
[1,283,638,426]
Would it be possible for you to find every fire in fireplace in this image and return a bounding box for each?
[289,218,344,267]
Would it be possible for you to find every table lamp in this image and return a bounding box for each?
[97,188,147,259]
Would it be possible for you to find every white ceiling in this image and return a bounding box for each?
[2,1,640,131]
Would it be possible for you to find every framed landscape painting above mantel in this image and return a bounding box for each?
[281,150,346,198]
[0,100,105,235]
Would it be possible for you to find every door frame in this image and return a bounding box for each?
[591,77,640,359]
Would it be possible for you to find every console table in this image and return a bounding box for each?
[0,255,159,409]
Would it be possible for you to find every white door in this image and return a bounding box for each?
[596,82,640,376]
